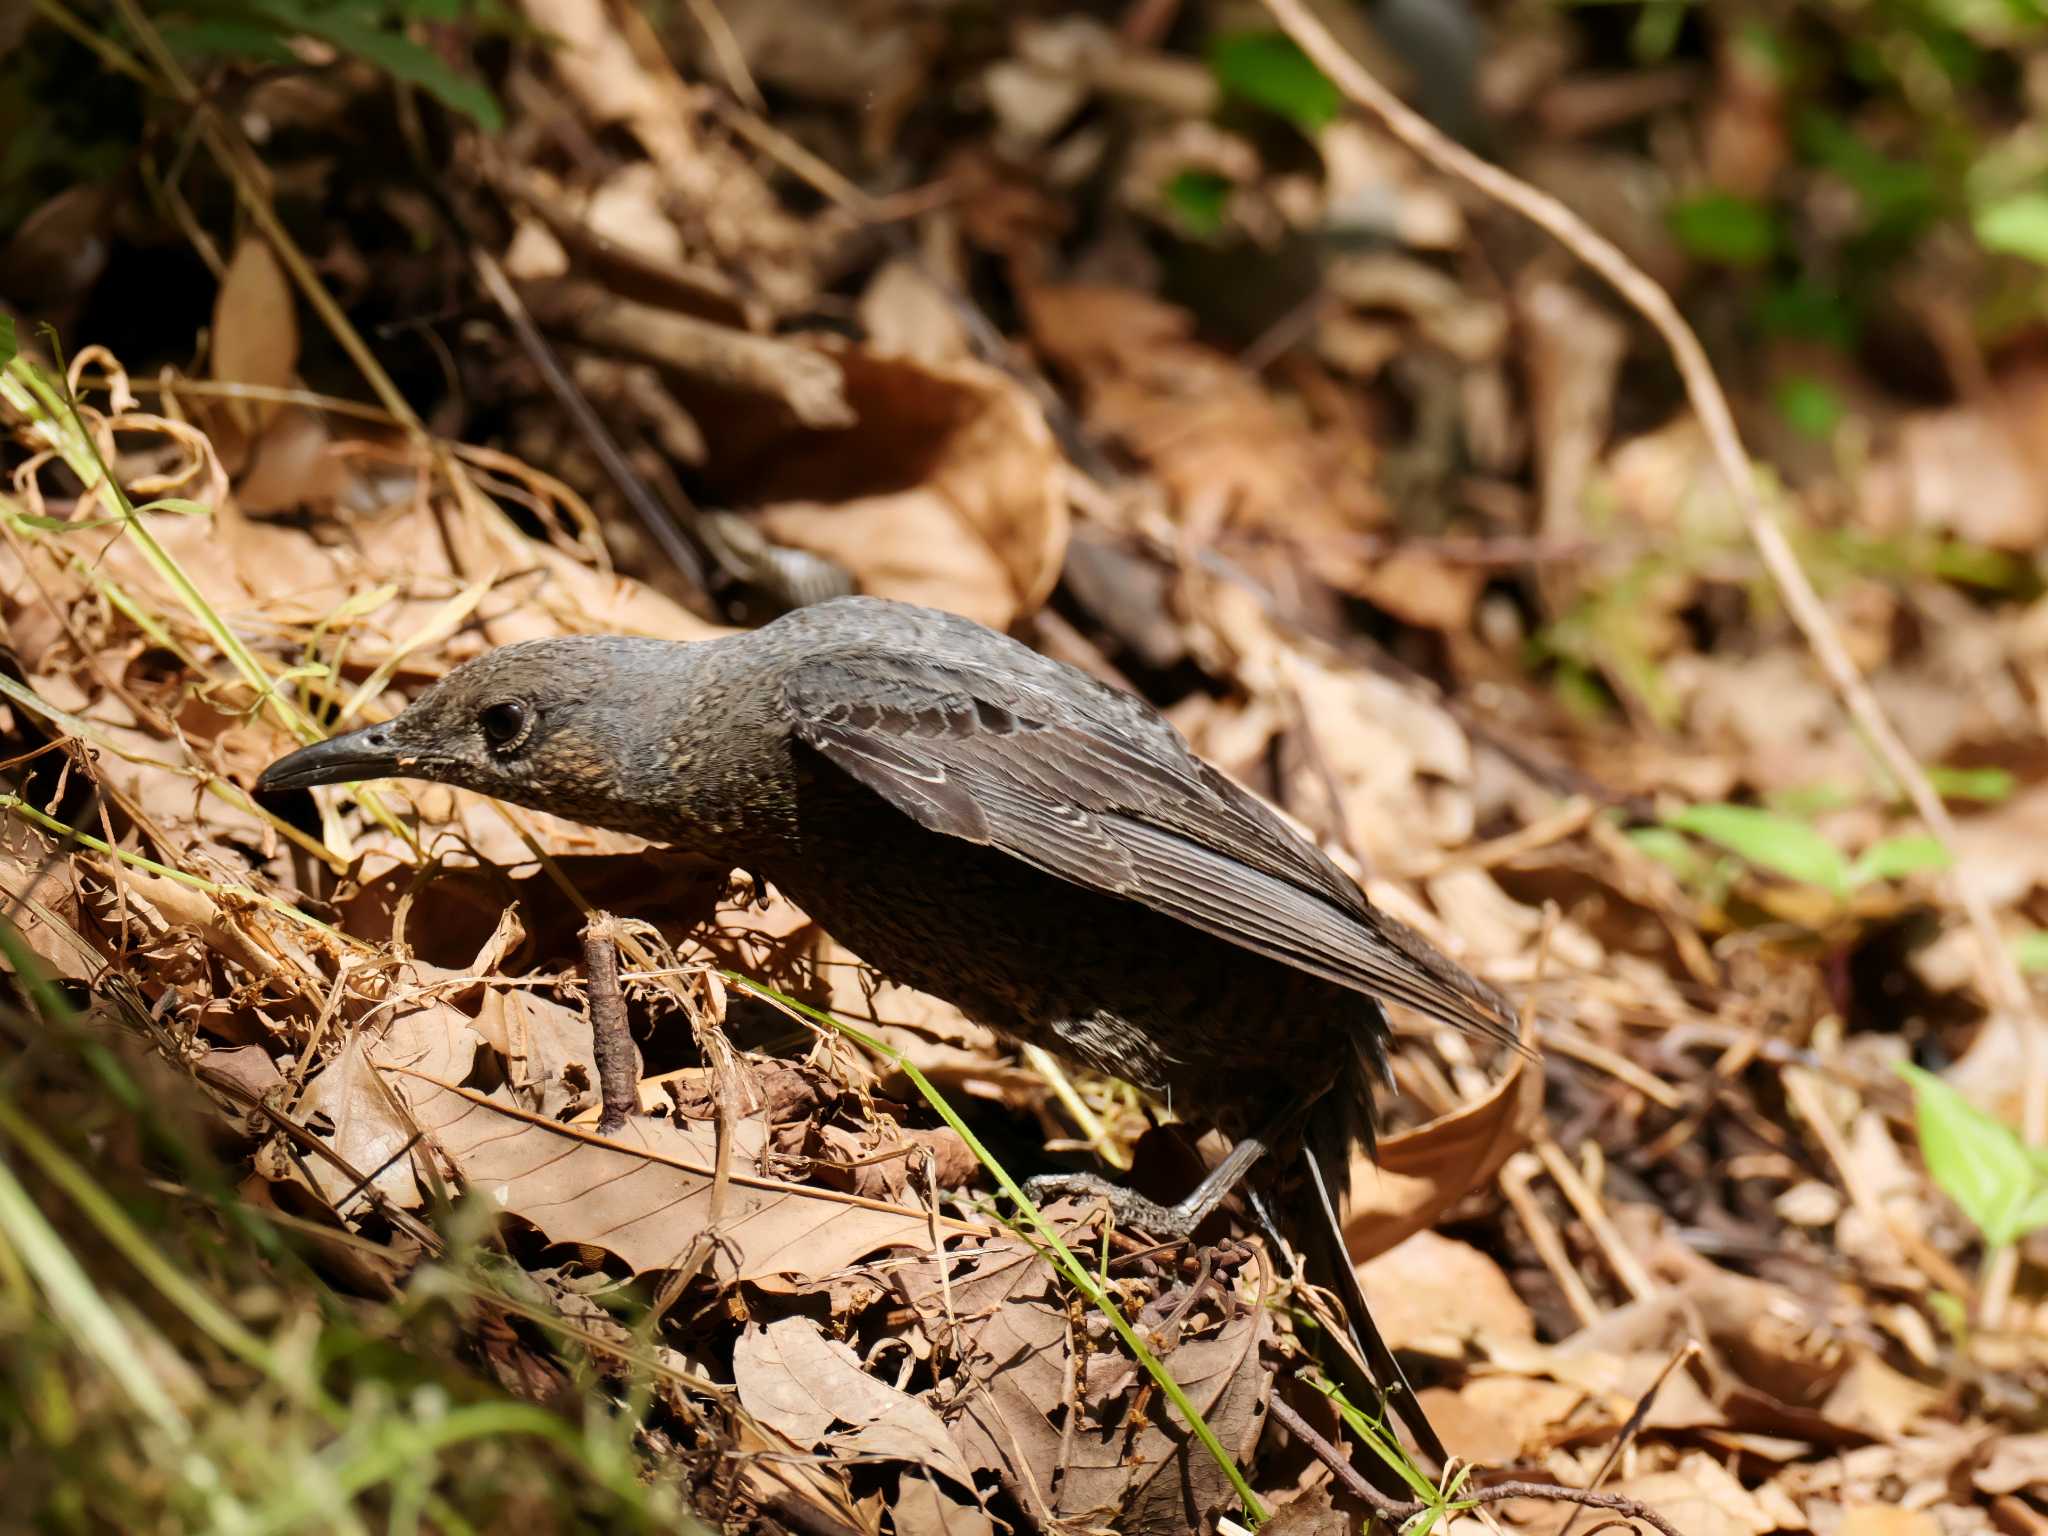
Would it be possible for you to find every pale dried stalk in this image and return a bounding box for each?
[1499,1151,1600,1327]
[1259,0,2043,1311]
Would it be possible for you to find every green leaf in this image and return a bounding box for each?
[1896,1063,2043,1248]
[1797,111,1937,242]
[1162,169,1232,237]
[241,0,504,129]
[1974,189,2048,265]
[157,18,301,63]
[1626,826,1711,882]
[6,513,131,532]
[0,314,14,367]
[311,16,502,129]
[1774,373,1844,438]
[1760,279,1858,349]
[2011,930,2048,972]
[1845,835,1951,887]
[1630,0,1690,63]
[1765,782,1858,817]
[1925,1288,1969,1343]
[1665,803,1851,896]
[1208,31,1341,134]
[133,497,213,518]
[1670,192,1779,268]
[1929,765,2016,803]
[1930,538,2034,592]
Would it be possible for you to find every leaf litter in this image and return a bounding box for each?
[4,1,2048,1533]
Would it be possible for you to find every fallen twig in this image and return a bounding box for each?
[1268,1394,1688,1536]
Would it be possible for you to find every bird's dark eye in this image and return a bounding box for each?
[479,700,530,749]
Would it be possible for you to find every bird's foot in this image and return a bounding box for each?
[1017,1127,1276,1240]
[1016,1173,1201,1239]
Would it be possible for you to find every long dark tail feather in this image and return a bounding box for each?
[1299,1141,1449,1470]
[1286,999,1450,1474]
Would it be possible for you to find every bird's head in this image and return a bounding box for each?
[257,636,706,834]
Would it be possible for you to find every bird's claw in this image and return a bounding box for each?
[1016,1172,1197,1239]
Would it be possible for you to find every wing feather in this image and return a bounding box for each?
[783,649,1516,1046]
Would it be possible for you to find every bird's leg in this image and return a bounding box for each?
[1020,1133,1271,1237]
[1019,1107,1297,1238]
[580,915,641,1135]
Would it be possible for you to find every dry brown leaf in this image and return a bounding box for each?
[1023,282,1387,593]
[1888,367,2048,551]
[750,349,1068,631]
[888,1474,998,1536]
[471,985,598,1122]
[1416,1376,1589,1465]
[1815,1350,1943,1442]
[382,1047,961,1283]
[1487,1293,1726,1436]
[1196,581,1478,868]
[728,1414,879,1536]
[1974,1433,2048,1497]
[296,1006,482,1216]
[1648,1238,1849,1408]
[1348,546,1486,632]
[212,237,299,437]
[1838,1507,1945,1536]
[1343,1045,1540,1262]
[24,668,278,863]
[235,407,353,514]
[513,0,819,311]
[1613,1454,1775,1536]
[898,1226,1271,1532]
[1359,1229,1533,1355]
[732,1316,982,1489]
[0,829,98,982]
[860,260,972,366]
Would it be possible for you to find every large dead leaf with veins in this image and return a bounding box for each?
[359,1018,968,1283]
[897,1224,1271,1533]
[1611,1455,1782,1536]
[733,1316,984,1491]
[470,985,598,1122]
[296,1005,483,1216]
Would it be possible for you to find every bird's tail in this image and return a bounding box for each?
[1297,1004,1450,1474]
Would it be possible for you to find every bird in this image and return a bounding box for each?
[259,594,1518,1463]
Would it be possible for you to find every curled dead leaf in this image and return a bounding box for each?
[746,348,1069,631]
[212,237,299,439]
[733,1316,982,1490]
[1343,1043,1541,1263]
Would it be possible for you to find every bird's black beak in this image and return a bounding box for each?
[256,723,409,793]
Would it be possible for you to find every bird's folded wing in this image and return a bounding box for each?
[782,651,1516,1046]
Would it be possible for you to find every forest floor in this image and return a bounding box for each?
[2,1,2047,1532]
